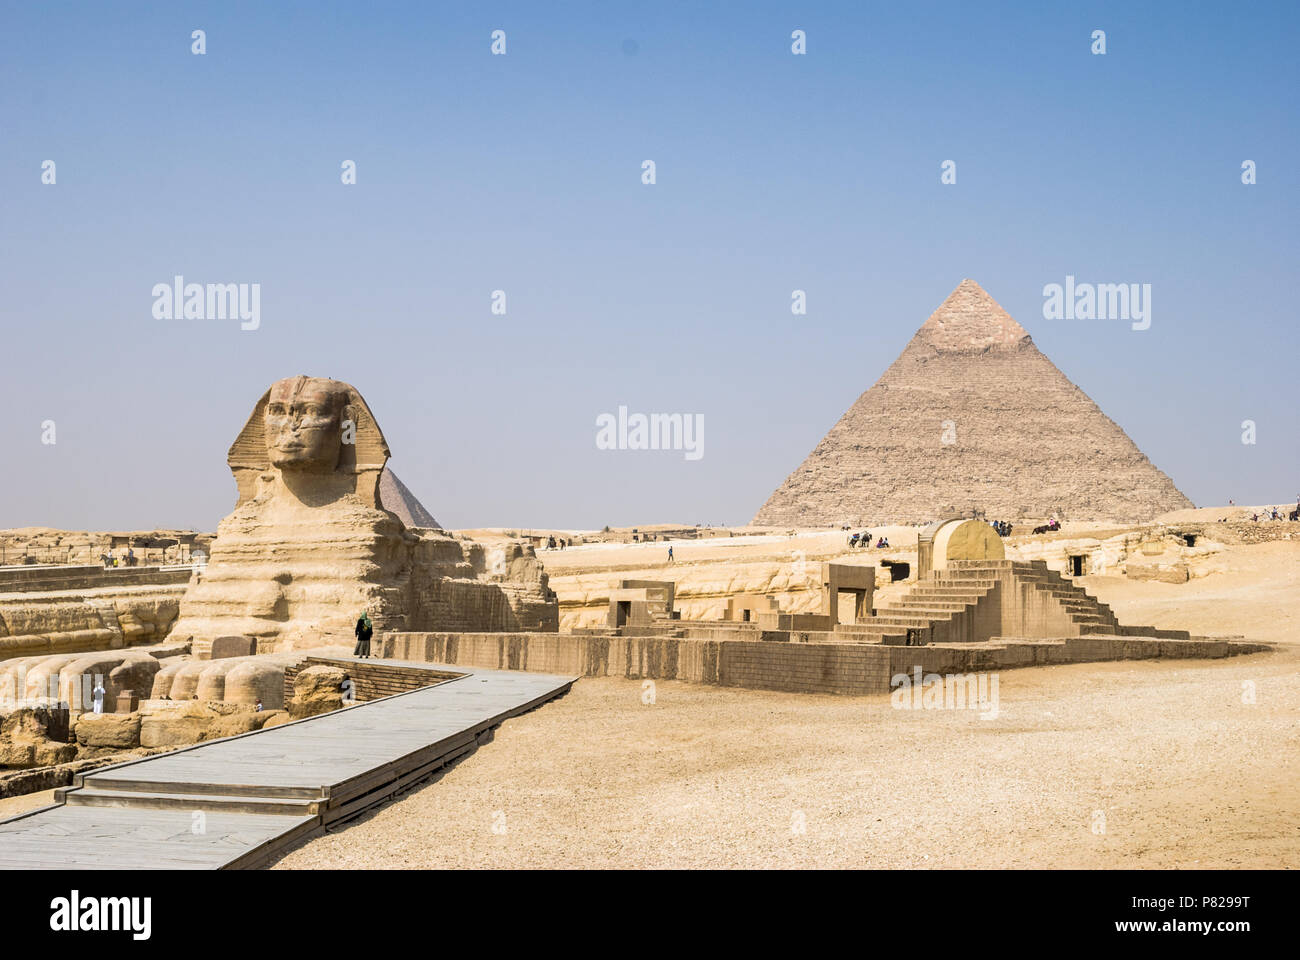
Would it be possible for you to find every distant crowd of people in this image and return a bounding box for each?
[100,548,138,568]
[989,520,1013,537]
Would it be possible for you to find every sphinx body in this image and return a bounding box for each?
[168,376,557,657]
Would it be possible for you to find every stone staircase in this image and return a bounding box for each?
[832,558,1119,645]
[57,777,324,817]
[997,559,1120,635]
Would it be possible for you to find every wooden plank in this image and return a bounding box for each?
[0,660,577,869]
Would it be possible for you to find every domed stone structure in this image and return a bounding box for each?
[931,518,1005,571]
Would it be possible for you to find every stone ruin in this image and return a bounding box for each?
[167,375,558,656]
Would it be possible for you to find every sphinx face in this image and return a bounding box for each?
[264,377,349,472]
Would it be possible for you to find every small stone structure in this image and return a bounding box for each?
[282,656,461,704]
[918,518,1005,579]
[606,580,677,630]
[820,562,875,625]
[725,594,780,622]
[210,635,257,659]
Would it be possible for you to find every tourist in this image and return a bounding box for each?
[667,546,674,563]
[255,699,263,712]
[353,611,374,659]
[92,681,105,715]
[862,531,872,548]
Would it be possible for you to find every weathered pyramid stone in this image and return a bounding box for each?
[379,467,441,529]
[754,279,1193,526]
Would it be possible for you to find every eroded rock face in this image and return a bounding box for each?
[167,375,558,656]
[289,665,348,719]
[0,701,76,768]
[0,588,184,663]
[137,700,259,748]
[260,710,293,730]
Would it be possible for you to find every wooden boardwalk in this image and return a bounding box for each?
[0,658,576,869]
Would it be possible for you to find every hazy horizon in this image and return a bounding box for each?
[3,1,1296,532]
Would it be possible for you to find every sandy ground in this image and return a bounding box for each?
[1083,541,1299,647]
[6,520,1290,869]
[273,649,1298,869]
[0,789,57,819]
[274,536,1299,869]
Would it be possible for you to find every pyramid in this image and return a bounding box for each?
[378,466,441,529]
[753,279,1192,526]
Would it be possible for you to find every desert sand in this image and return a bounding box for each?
[273,535,1299,869]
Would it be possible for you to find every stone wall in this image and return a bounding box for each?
[282,657,462,703]
[0,586,185,662]
[0,565,193,594]
[380,630,1266,697]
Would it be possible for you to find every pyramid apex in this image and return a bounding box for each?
[912,279,1031,353]
[751,278,1193,526]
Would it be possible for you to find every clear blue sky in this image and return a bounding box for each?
[2,1,1296,531]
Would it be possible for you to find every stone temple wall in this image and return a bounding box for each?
[380,630,1266,698]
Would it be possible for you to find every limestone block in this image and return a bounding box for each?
[137,701,248,747]
[210,635,257,659]
[139,714,208,748]
[289,665,348,719]
[0,700,76,768]
[202,711,262,741]
[224,660,286,710]
[74,712,142,750]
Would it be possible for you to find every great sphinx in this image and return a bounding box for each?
[169,376,558,657]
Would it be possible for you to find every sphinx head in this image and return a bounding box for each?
[264,376,351,473]
[227,375,390,508]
